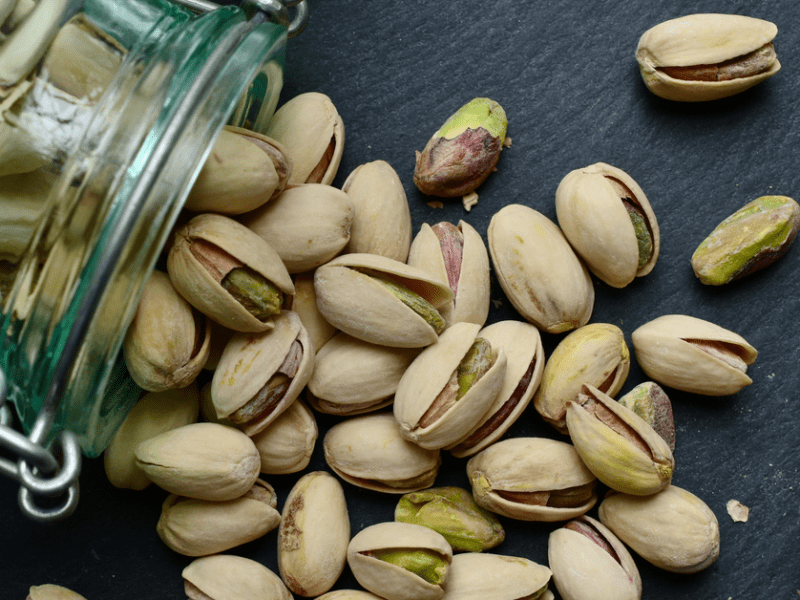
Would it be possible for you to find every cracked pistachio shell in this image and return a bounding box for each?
[251,398,318,475]
[533,323,630,434]
[308,332,420,416]
[212,310,314,436]
[314,592,384,600]
[691,195,800,285]
[167,213,294,332]
[440,552,552,600]
[183,555,292,600]
[185,126,292,215]
[636,14,780,102]
[279,471,350,596]
[617,382,675,451]
[134,422,260,501]
[289,270,338,352]
[599,485,720,573]
[342,160,413,262]
[449,320,544,458]
[548,515,641,600]
[407,221,490,326]
[123,271,211,392]
[157,479,281,557]
[631,314,757,395]
[104,384,200,490]
[566,385,674,496]
[394,322,507,450]
[242,184,354,273]
[555,163,659,288]
[27,585,88,600]
[467,437,598,522]
[488,205,594,333]
[266,91,344,185]
[314,253,453,348]
[347,522,453,600]
[323,412,441,493]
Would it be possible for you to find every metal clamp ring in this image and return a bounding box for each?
[287,0,308,38]
[19,479,80,523]
[18,430,82,497]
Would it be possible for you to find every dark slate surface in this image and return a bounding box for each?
[2,0,800,598]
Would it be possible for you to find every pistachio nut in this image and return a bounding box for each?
[211,310,314,436]
[347,522,453,600]
[394,322,507,449]
[636,14,780,102]
[439,552,553,600]
[691,195,800,285]
[167,213,294,332]
[104,384,200,490]
[394,486,505,552]
[414,98,508,198]
[548,515,642,600]
[307,332,420,416]
[617,381,675,451]
[323,412,441,493]
[342,160,413,262]
[467,437,597,522]
[488,204,594,333]
[314,591,385,600]
[266,91,344,185]
[199,381,231,425]
[566,384,674,495]
[631,314,757,395]
[184,126,292,214]
[242,184,354,273]
[407,221,491,326]
[448,320,544,458]
[287,270,338,352]
[599,485,720,573]
[278,471,350,596]
[555,163,659,288]
[251,398,318,474]
[183,554,292,600]
[314,253,453,348]
[533,323,630,434]
[27,584,88,600]
[4,0,35,31]
[134,422,260,501]
[157,479,281,557]
[123,270,211,392]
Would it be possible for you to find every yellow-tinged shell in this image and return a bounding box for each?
[183,554,292,600]
[439,552,552,600]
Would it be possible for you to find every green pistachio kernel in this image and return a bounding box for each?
[457,337,494,398]
[221,267,283,320]
[370,274,446,334]
[623,200,653,269]
[367,548,448,585]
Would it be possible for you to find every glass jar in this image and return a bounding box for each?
[0,0,304,520]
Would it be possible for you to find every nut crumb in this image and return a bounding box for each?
[727,499,749,522]
[503,136,512,147]
[463,192,479,211]
[427,201,444,209]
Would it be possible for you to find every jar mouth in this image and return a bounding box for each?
[0,2,286,456]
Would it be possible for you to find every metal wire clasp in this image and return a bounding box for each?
[174,0,310,37]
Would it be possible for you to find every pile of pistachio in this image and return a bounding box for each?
[81,12,797,600]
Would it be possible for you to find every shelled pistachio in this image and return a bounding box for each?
[251,398,318,475]
[439,552,552,600]
[183,555,292,600]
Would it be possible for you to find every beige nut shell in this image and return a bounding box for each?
[290,270,338,352]
[439,552,552,600]
[251,398,318,475]
[183,554,292,600]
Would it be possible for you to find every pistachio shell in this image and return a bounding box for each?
[347,522,453,600]
[242,184,354,273]
[448,320,544,458]
[134,422,260,501]
[27,585,88,600]
[407,221,491,326]
[599,485,720,573]
[314,253,453,348]
[631,314,757,395]
[323,413,441,493]
[289,270,338,352]
[211,310,314,436]
[394,322,507,449]
[183,554,292,600]
[467,437,597,522]
[488,204,594,333]
[636,14,780,102]
[342,160,413,262]
[251,398,318,474]
[533,323,630,434]
[555,163,659,287]
[266,92,344,185]
[308,332,420,416]
[439,552,552,600]
[314,591,385,600]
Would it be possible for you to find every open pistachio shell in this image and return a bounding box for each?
[488,204,594,333]
[323,412,441,493]
[183,554,292,600]
[394,322,507,449]
[314,253,453,348]
[631,314,757,395]
[556,163,659,287]
[467,437,597,522]
[440,552,552,600]
[347,522,453,600]
[407,221,490,326]
[251,398,318,475]
[212,310,314,436]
